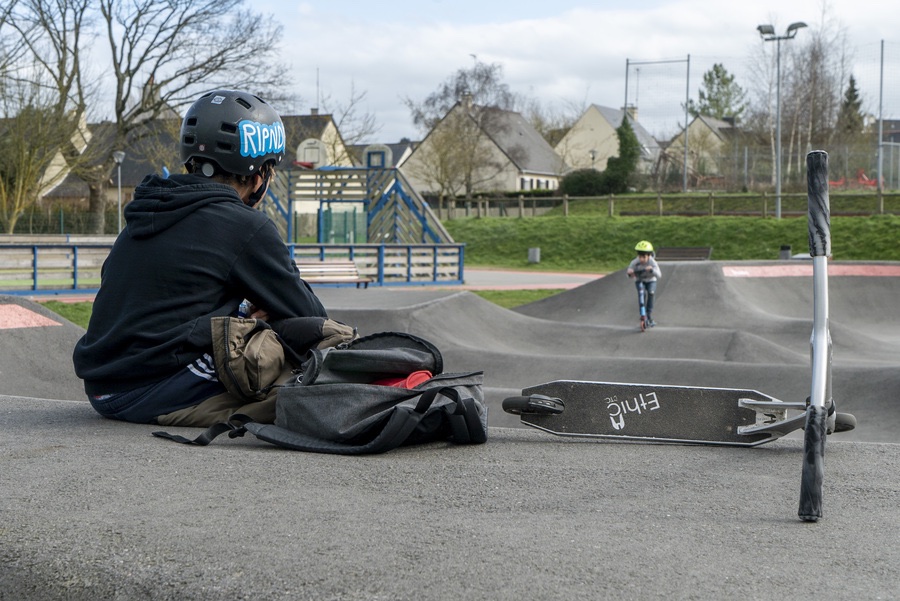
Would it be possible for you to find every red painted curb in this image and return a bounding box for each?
[722,264,900,278]
[0,304,63,329]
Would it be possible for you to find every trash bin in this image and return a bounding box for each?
[779,245,792,260]
[528,247,541,264]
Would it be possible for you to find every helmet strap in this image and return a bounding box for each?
[247,170,271,206]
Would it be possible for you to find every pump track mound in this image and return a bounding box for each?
[2,260,898,442]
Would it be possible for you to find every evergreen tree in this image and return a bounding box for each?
[835,75,864,136]
[688,63,746,121]
[599,118,641,194]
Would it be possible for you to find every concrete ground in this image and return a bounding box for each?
[2,262,899,600]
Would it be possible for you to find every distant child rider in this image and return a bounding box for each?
[626,240,662,327]
[73,89,327,425]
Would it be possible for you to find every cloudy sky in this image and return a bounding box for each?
[253,0,900,144]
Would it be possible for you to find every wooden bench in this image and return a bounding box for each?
[654,246,713,261]
[296,260,373,288]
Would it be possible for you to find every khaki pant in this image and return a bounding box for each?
[156,363,294,427]
[156,316,356,428]
[156,317,290,427]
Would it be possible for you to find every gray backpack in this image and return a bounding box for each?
[154,329,487,454]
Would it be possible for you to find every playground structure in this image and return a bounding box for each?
[263,165,453,247]
[257,165,464,287]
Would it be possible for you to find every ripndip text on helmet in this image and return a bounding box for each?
[239,119,286,159]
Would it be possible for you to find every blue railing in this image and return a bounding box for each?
[0,242,465,295]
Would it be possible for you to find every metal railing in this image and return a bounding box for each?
[0,241,465,295]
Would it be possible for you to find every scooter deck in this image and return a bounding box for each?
[517,380,794,447]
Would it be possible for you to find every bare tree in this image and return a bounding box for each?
[319,80,382,163]
[784,9,846,186]
[745,2,852,191]
[1,2,92,232]
[8,0,290,233]
[0,76,85,233]
[1,1,25,75]
[404,60,524,199]
[522,95,586,148]
[403,122,469,204]
[747,28,807,189]
[406,61,521,131]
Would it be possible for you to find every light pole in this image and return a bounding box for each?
[112,150,126,232]
[757,21,807,219]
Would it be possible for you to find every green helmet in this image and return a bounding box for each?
[180,89,285,176]
[635,240,654,253]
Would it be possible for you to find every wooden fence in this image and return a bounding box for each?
[435,191,900,219]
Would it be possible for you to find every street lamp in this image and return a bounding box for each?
[757,21,807,219]
[112,150,126,232]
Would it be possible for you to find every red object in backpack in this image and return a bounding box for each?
[372,370,434,388]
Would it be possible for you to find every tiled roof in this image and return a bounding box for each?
[476,106,567,175]
[592,105,661,160]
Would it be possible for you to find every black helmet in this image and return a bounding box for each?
[180,89,285,176]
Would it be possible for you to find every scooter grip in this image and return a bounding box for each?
[806,150,831,258]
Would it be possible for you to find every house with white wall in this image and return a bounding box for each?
[665,114,738,181]
[554,105,660,174]
[401,100,568,197]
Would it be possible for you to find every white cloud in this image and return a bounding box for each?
[257,0,900,143]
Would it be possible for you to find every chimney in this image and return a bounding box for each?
[311,107,319,116]
[623,104,638,122]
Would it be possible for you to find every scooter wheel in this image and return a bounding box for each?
[833,412,857,433]
[502,395,565,415]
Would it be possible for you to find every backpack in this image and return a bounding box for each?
[153,321,487,455]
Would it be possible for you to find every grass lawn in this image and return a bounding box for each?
[469,289,563,308]
[41,301,93,329]
[444,214,900,272]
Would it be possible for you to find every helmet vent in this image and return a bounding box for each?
[185,117,197,126]
[235,97,252,109]
[216,142,233,151]
[221,122,237,133]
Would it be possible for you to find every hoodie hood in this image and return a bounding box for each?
[125,173,244,239]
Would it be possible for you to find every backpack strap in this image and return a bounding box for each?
[152,414,253,446]
[443,391,489,444]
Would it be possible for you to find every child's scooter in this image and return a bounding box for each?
[629,274,651,332]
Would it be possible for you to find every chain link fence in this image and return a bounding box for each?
[5,205,122,236]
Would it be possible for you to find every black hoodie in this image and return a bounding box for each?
[73,173,327,395]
